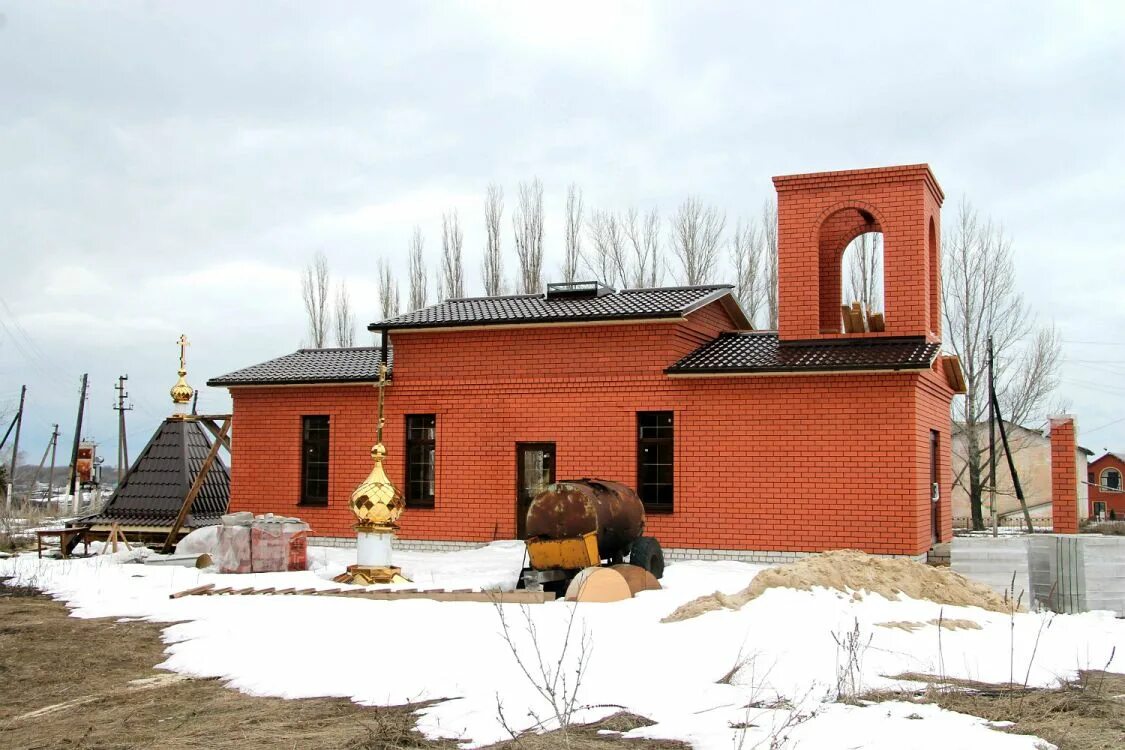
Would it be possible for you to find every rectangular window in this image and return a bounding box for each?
[405,414,436,507]
[637,411,674,512]
[300,415,330,505]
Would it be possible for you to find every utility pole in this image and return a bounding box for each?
[47,424,59,506]
[5,385,26,509]
[68,374,88,515]
[30,425,58,497]
[988,337,997,537]
[191,390,199,415]
[114,375,132,482]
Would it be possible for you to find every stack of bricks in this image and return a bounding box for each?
[1050,415,1079,534]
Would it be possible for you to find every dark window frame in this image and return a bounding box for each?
[636,411,674,513]
[405,414,437,508]
[1103,468,1122,491]
[299,415,330,506]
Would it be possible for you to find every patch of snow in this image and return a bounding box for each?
[1,543,1118,749]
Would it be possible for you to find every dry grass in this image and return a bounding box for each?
[0,504,54,553]
[1082,521,1125,536]
[864,671,1125,750]
[0,589,685,750]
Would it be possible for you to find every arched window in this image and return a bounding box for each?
[841,231,884,315]
[1101,468,1122,491]
[816,205,884,333]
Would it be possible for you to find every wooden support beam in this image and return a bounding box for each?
[198,418,232,451]
[161,418,231,553]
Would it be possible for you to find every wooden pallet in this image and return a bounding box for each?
[169,582,554,604]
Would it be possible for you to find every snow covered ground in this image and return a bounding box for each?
[3,542,1122,749]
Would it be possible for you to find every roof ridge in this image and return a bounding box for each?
[297,346,381,353]
[619,283,732,294]
[445,293,540,303]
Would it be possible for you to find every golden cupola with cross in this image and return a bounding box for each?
[170,334,194,416]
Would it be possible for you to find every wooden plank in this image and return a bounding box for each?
[850,302,868,333]
[169,583,214,599]
[210,587,234,595]
[161,418,231,553]
[868,312,885,332]
[198,418,232,452]
[840,305,854,333]
[167,585,556,604]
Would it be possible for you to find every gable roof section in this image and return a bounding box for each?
[1090,452,1125,467]
[666,332,940,375]
[86,418,230,528]
[370,285,750,331]
[207,346,389,387]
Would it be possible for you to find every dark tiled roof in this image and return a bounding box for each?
[207,347,389,387]
[87,418,229,528]
[370,285,740,330]
[667,332,940,374]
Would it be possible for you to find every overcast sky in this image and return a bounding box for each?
[1,1,1123,471]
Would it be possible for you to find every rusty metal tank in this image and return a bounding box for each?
[525,479,646,560]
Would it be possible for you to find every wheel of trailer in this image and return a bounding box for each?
[629,536,664,579]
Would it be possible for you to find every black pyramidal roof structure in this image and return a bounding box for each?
[87,418,230,528]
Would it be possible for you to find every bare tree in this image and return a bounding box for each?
[584,209,626,287]
[943,198,1062,530]
[333,281,355,347]
[562,184,583,283]
[730,218,763,325]
[624,207,662,288]
[440,210,465,301]
[669,197,726,285]
[513,178,545,294]
[762,200,779,329]
[844,232,883,311]
[408,226,427,311]
[377,257,399,319]
[482,183,504,296]
[301,251,331,347]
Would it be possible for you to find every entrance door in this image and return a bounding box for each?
[930,430,940,544]
[516,443,555,539]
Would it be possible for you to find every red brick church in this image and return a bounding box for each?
[210,164,964,561]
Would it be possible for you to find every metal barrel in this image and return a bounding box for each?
[525,479,646,560]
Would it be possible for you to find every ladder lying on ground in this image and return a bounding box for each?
[168,582,554,603]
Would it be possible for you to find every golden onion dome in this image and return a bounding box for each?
[349,442,405,531]
[170,368,193,405]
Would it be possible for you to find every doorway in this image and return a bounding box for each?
[516,443,555,539]
[930,430,940,544]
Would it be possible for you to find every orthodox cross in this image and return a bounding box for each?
[177,334,190,371]
[376,362,387,445]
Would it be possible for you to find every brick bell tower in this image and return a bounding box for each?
[772,164,944,342]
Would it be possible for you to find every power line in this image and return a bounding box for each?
[1062,339,1125,346]
[1084,415,1125,435]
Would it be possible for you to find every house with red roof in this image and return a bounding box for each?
[1088,452,1125,519]
[209,164,965,561]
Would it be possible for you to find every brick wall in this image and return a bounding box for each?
[1050,416,1079,533]
[773,164,943,341]
[228,302,953,557]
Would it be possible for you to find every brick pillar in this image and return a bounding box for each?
[1050,416,1079,534]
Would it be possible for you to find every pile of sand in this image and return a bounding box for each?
[662,549,1015,623]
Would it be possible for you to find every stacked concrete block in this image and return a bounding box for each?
[1081,536,1125,615]
[955,534,1125,616]
[1028,535,1085,613]
[951,536,1030,605]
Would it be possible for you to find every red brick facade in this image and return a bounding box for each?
[774,164,942,341]
[1050,416,1079,534]
[1088,453,1125,519]
[224,164,958,557]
